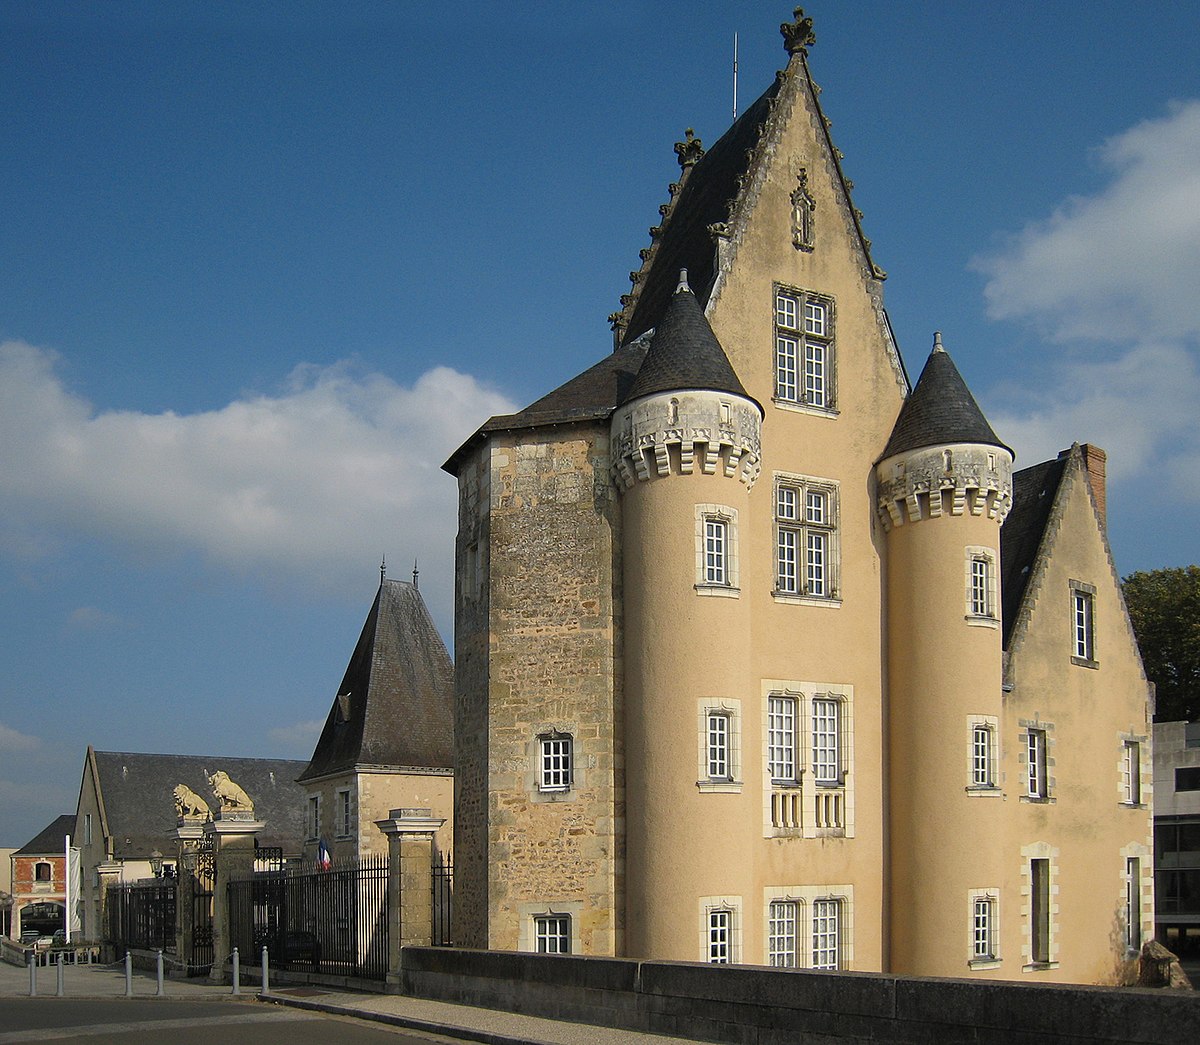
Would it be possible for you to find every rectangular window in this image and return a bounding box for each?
[336,789,352,837]
[1026,729,1047,799]
[308,795,320,839]
[768,900,798,968]
[775,287,834,409]
[1031,859,1050,964]
[539,735,573,792]
[775,477,837,598]
[534,914,571,954]
[708,713,730,781]
[83,813,92,846]
[767,696,798,784]
[1126,858,1141,953]
[972,725,994,787]
[973,896,996,961]
[811,898,841,969]
[812,699,840,784]
[705,518,727,585]
[1072,588,1095,661]
[708,908,732,963]
[1123,741,1141,804]
[970,557,990,616]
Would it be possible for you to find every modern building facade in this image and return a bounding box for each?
[1154,720,1200,952]
[443,9,1153,983]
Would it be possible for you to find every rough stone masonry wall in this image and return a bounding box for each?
[483,425,623,955]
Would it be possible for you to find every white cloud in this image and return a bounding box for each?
[975,101,1200,503]
[0,723,40,751]
[0,342,515,621]
[268,718,325,753]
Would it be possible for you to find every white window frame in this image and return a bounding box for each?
[698,699,741,793]
[534,913,572,954]
[1026,728,1048,799]
[1070,581,1097,665]
[335,787,352,839]
[811,897,842,970]
[965,547,998,625]
[699,895,742,964]
[968,889,1000,967]
[774,286,835,412]
[1122,740,1141,805]
[767,695,799,785]
[774,474,839,603]
[695,504,739,596]
[967,715,999,793]
[811,697,841,785]
[538,733,573,793]
[708,908,733,963]
[768,899,799,967]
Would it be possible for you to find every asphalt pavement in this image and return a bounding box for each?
[0,957,705,1045]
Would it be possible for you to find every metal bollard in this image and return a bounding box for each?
[56,954,65,997]
[124,952,133,997]
[156,949,165,996]
[28,951,36,997]
[231,947,240,996]
[260,945,269,996]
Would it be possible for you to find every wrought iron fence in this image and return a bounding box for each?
[228,854,389,980]
[105,881,176,953]
[432,849,453,946]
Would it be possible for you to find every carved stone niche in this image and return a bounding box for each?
[791,168,816,251]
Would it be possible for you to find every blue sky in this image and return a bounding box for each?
[2,1,1199,847]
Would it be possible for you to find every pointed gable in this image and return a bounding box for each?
[1000,455,1067,648]
[299,578,453,781]
[881,337,1010,461]
[620,279,755,407]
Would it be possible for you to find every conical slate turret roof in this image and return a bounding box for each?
[619,274,755,408]
[298,578,453,781]
[881,334,1010,460]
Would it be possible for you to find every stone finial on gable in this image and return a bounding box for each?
[781,7,816,55]
[674,128,704,168]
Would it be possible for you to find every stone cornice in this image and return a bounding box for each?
[875,444,1012,532]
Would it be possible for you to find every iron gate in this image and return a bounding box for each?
[190,837,215,975]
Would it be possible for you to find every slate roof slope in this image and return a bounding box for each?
[89,749,308,859]
[443,340,648,475]
[15,814,76,856]
[880,339,1011,461]
[622,80,782,345]
[620,281,755,408]
[298,578,453,782]
[1000,456,1068,649]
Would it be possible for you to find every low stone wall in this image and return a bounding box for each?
[398,947,1200,1045]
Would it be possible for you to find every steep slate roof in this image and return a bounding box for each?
[622,80,783,345]
[620,280,754,407]
[298,578,453,781]
[89,750,308,859]
[15,814,75,856]
[880,338,1010,461]
[443,340,648,475]
[1000,455,1068,648]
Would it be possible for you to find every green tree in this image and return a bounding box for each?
[1122,565,1200,722]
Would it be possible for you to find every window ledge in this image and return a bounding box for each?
[1020,795,1055,805]
[1120,801,1146,810]
[965,786,1002,797]
[1070,656,1100,669]
[772,398,839,419]
[772,592,842,608]
[697,781,743,794]
[965,614,999,629]
[695,584,740,599]
[1023,961,1059,972]
[968,958,1001,970]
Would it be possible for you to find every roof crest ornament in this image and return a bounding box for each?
[674,128,705,168]
[675,269,691,295]
[933,331,944,353]
[412,560,419,589]
[781,7,816,56]
[380,555,386,583]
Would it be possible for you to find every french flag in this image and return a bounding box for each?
[317,839,332,871]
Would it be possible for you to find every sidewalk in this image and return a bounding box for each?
[0,958,704,1045]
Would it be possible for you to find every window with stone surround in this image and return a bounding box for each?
[775,285,835,411]
[695,504,739,597]
[967,715,999,794]
[965,547,998,625]
[1122,740,1142,805]
[35,862,52,883]
[969,890,1000,967]
[1026,728,1048,799]
[774,473,839,603]
[811,897,842,969]
[698,699,741,793]
[699,896,742,964]
[538,733,573,792]
[534,913,571,954]
[1070,580,1097,666]
[335,788,352,838]
[307,795,320,840]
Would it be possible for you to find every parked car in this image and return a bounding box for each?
[19,930,39,946]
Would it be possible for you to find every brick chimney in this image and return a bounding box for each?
[1060,443,1106,528]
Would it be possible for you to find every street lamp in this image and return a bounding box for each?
[149,850,164,878]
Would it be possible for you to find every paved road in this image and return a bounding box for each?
[0,998,462,1044]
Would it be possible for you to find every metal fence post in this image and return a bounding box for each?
[56,954,65,996]
[231,946,240,995]
[156,949,165,996]
[28,951,36,997]
[124,951,133,997]
[260,945,269,996]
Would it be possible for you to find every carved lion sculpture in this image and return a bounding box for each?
[173,783,211,821]
[208,771,254,815]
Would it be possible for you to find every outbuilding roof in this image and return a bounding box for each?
[15,814,75,856]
